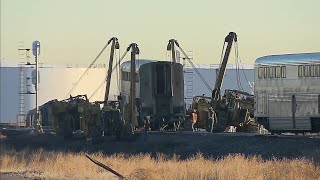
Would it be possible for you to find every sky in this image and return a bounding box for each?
[1,0,320,65]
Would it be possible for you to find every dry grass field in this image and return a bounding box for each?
[1,149,320,180]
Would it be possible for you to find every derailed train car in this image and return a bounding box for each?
[255,52,320,134]
[120,59,185,130]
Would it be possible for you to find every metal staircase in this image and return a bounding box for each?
[17,43,31,126]
[18,64,26,126]
[183,51,194,106]
[184,67,194,105]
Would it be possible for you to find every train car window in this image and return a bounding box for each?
[275,66,281,78]
[281,66,286,78]
[298,65,303,77]
[126,72,130,81]
[304,65,310,77]
[319,94,320,114]
[258,67,264,79]
[317,65,320,77]
[122,72,127,81]
[269,66,275,78]
[310,65,316,77]
[264,67,269,78]
[318,94,320,114]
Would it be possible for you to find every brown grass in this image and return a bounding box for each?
[1,149,320,180]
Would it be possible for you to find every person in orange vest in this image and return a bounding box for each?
[191,109,197,132]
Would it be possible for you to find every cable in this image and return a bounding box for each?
[89,48,129,100]
[64,42,110,98]
[234,42,244,91]
[118,48,121,93]
[177,45,213,92]
[235,42,253,92]
[99,80,106,100]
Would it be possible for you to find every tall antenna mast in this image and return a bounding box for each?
[32,40,43,133]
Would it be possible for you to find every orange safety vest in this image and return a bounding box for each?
[192,112,197,123]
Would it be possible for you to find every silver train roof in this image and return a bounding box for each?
[255,52,320,65]
[120,59,159,71]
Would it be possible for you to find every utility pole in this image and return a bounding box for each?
[32,40,43,133]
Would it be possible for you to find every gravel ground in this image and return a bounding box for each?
[1,131,320,163]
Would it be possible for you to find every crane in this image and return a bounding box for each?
[103,37,119,107]
[208,32,256,132]
[211,32,237,110]
[101,43,140,137]
[169,32,257,132]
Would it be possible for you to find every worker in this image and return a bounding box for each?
[191,109,197,132]
[207,107,217,132]
[235,93,240,109]
[235,93,240,99]
[144,116,150,137]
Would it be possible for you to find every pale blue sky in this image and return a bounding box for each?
[1,0,320,65]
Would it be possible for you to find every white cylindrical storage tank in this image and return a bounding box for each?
[0,60,113,124]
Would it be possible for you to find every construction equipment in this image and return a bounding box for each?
[26,95,102,138]
[184,32,257,132]
[209,32,257,132]
[26,37,130,138]
[211,32,238,110]
[100,37,126,137]
[101,42,141,136]
[51,95,101,138]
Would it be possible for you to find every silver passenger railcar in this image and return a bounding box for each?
[120,59,154,103]
[254,52,320,133]
[120,59,185,130]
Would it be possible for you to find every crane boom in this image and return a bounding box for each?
[104,37,119,107]
[129,43,139,129]
[211,32,237,109]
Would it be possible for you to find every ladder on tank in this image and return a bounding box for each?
[184,67,194,105]
[17,43,31,127]
[183,51,194,106]
[17,64,26,126]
